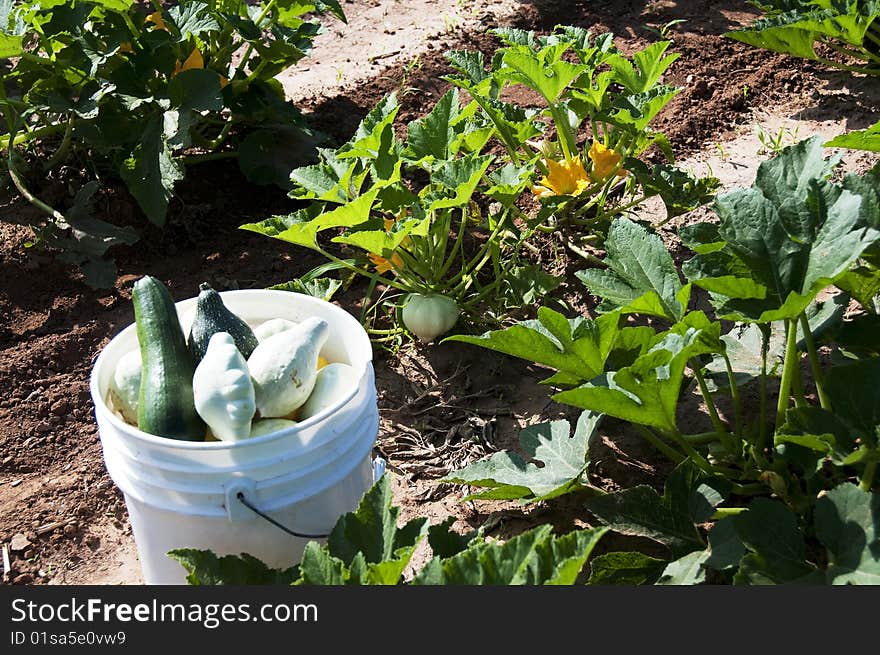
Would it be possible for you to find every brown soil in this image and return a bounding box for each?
[2,0,879,585]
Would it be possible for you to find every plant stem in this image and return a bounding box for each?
[814,56,877,76]
[798,312,831,410]
[634,425,685,464]
[775,318,799,430]
[1,123,66,151]
[565,239,604,265]
[7,148,66,223]
[680,432,723,445]
[759,325,769,450]
[548,104,576,162]
[729,482,768,496]
[722,351,743,439]
[692,363,728,436]
[710,507,747,519]
[42,114,74,171]
[180,150,238,165]
[820,37,880,65]
[859,460,877,492]
[668,430,719,475]
[233,0,278,79]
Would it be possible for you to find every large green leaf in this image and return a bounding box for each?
[426,153,494,210]
[445,49,491,87]
[119,114,184,226]
[237,125,321,189]
[725,3,877,61]
[341,93,400,160]
[825,357,880,448]
[327,474,427,566]
[168,68,224,111]
[240,187,379,250]
[607,41,680,93]
[586,459,727,558]
[827,120,880,152]
[587,551,666,585]
[657,550,709,585]
[628,160,720,220]
[814,483,880,585]
[405,88,463,162]
[412,524,607,585]
[0,32,22,58]
[499,42,587,102]
[575,217,689,321]
[602,85,680,132]
[555,314,721,431]
[443,411,602,502]
[168,2,220,40]
[684,136,880,322]
[446,307,622,386]
[168,550,299,585]
[732,497,815,584]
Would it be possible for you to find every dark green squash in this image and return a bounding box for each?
[187,283,259,364]
[132,276,205,441]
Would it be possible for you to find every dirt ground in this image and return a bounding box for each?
[2,0,879,585]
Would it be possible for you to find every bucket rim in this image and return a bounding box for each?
[90,289,374,451]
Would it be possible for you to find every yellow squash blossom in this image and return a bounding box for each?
[118,42,134,54]
[532,157,591,199]
[588,141,627,181]
[146,10,168,31]
[172,47,204,77]
[368,252,404,275]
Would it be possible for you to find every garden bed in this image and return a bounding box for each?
[1,0,878,584]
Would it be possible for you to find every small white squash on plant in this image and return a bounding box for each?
[298,363,358,420]
[192,332,256,442]
[249,418,297,438]
[401,293,460,342]
[248,316,329,418]
[109,348,142,424]
[253,318,299,342]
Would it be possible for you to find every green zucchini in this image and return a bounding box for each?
[132,276,205,441]
[188,283,259,364]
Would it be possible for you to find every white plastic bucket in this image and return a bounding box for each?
[90,289,379,584]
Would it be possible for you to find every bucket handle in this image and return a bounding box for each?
[224,457,387,539]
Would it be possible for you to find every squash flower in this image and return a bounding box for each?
[532,157,591,199]
[172,47,204,77]
[146,10,168,31]
[368,252,404,275]
[588,141,627,181]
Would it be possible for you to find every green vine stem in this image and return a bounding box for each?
[798,312,831,410]
[180,150,238,165]
[759,325,769,450]
[692,363,728,436]
[722,351,743,439]
[1,122,66,151]
[775,318,799,430]
[7,147,66,224]
[710,507,748,519]
[42,114,75,171]
[860,460,877,492]
[635,425,685,464]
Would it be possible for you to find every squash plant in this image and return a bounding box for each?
[727,1,880,77]
[243,91,555,341]
[0,0,344,286]
[443,137,880,583]
[170,474,610,585]
[445,26,718,257]
[244,27,716,341]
